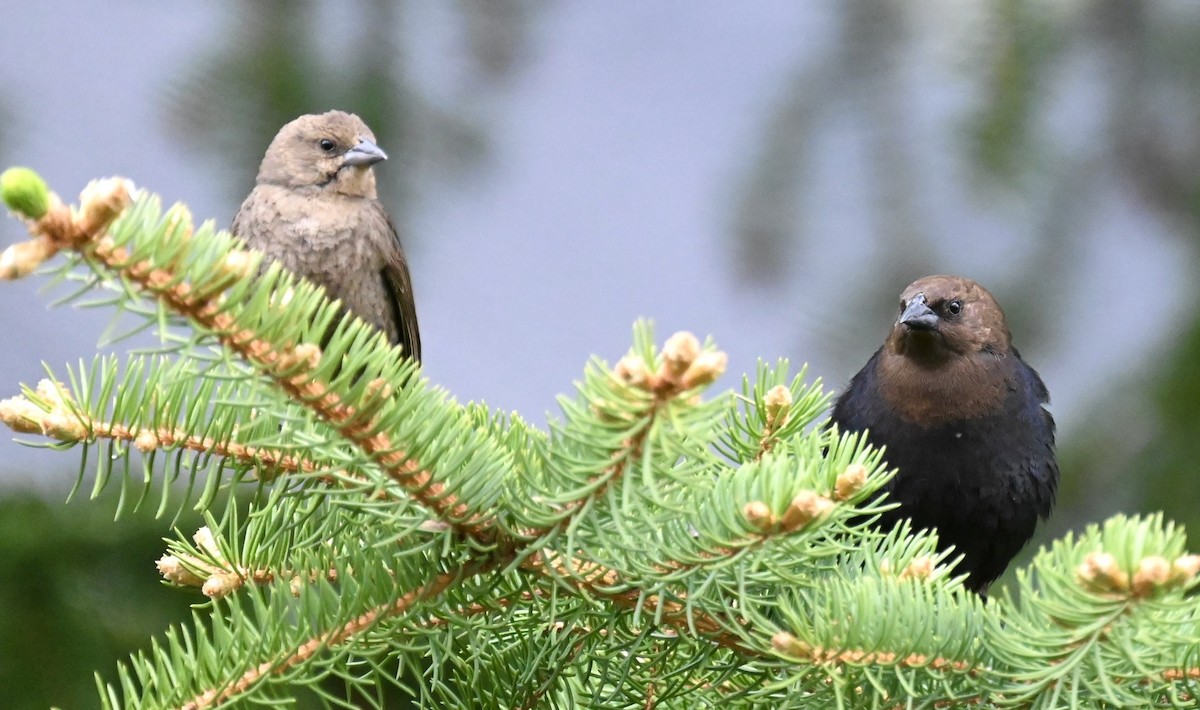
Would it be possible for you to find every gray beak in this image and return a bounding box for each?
[342,138,388,167]
[899,293,939,331]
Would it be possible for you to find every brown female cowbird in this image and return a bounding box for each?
[232,110,421,361]
[830,275,1057,595]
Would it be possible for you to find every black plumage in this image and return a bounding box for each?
[830,275,1058,595]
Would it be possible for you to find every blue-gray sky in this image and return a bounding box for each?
[0,2,1191,501]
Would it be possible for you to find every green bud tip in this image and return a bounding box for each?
[0,167,50,220]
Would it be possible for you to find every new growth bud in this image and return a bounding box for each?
[365,378,394,401]
[614,354,650,387]
[743,501,777,531]
[763,385,792,429]
[293,343,323,370]
[899,556,936,580]
[0,167,50,220]
[0,239,54,280]
[156,555,205,587]
[134,430,161,453]
[1132,556,1172,597]
[1077,551,1129,593]
[193,526,221,559]
[771,631,810,657]
[1172,555,1200,585]
[42,412,86,440]
[834,463,869,501]
[35,378,71,410]
[661,331,700,377]
[218,249,258,281]
[0,381,90,440]
[780,490,835,533]
[202,572,242,599]
[76,177,133,234]
[0,396,45,433]
[681,351,728,389]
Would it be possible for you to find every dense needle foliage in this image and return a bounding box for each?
[1,169,1199,708]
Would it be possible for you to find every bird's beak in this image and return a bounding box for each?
[343,139,388,167]
[899,293,939,331]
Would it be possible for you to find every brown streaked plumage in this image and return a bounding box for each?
[830,275,1057,596]
[231,110,421,362]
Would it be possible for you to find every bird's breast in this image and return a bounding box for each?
[875,351,1010,425]
[290,215,323,238]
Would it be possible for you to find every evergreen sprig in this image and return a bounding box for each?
[3,168,1200,708]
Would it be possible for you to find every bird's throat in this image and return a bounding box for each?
[875,349,1010,425]
[887,328,951,364]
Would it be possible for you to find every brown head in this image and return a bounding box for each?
[255,110,386,198]
[886,275,1011,365]
[878,275,1015,423]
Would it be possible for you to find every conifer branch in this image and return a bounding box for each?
[177,558,495,710]
[770,631,975,674]
[7,170,1200,706]
[512,622,593,710]
[520,331,727,540]
[755,384,793,459]
[524,551,751,652]
[157,525,343,598]
[0,379,318,477]
[1,178,491,535]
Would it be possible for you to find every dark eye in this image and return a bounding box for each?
[318,138,336,152]
[945,300,963,316]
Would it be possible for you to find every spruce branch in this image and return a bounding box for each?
[176,558,496,710]
[6,170,1200,707]
[0,376,318,477]
[2,175,503,535]
[157,524,343,599]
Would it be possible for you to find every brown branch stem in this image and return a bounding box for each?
[177,558,495,710]
[22,191,490,536]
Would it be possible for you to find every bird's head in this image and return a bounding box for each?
[256,110,387,198]
[886,275,1011,364]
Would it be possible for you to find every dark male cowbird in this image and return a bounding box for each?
[830,275,1057,595]
[232,110,421,362]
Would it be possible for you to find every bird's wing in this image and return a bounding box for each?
[371,200,422,363]
[1013,353,1058,518]
[828,348,884,433]
[230,190,255,245]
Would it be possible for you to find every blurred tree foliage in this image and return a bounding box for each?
[972,0,1200,541]
[0,490,423,709]
[0,491,199,709]
[729,0,1200,549]
[163,0,535,216]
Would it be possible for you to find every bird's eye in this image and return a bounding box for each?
[318,139,336,152]
[946,300,963,316]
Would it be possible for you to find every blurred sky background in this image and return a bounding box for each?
[3,1,1200,705]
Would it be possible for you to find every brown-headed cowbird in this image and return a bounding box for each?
[232,110,420,361]
[830,275,1057,595]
